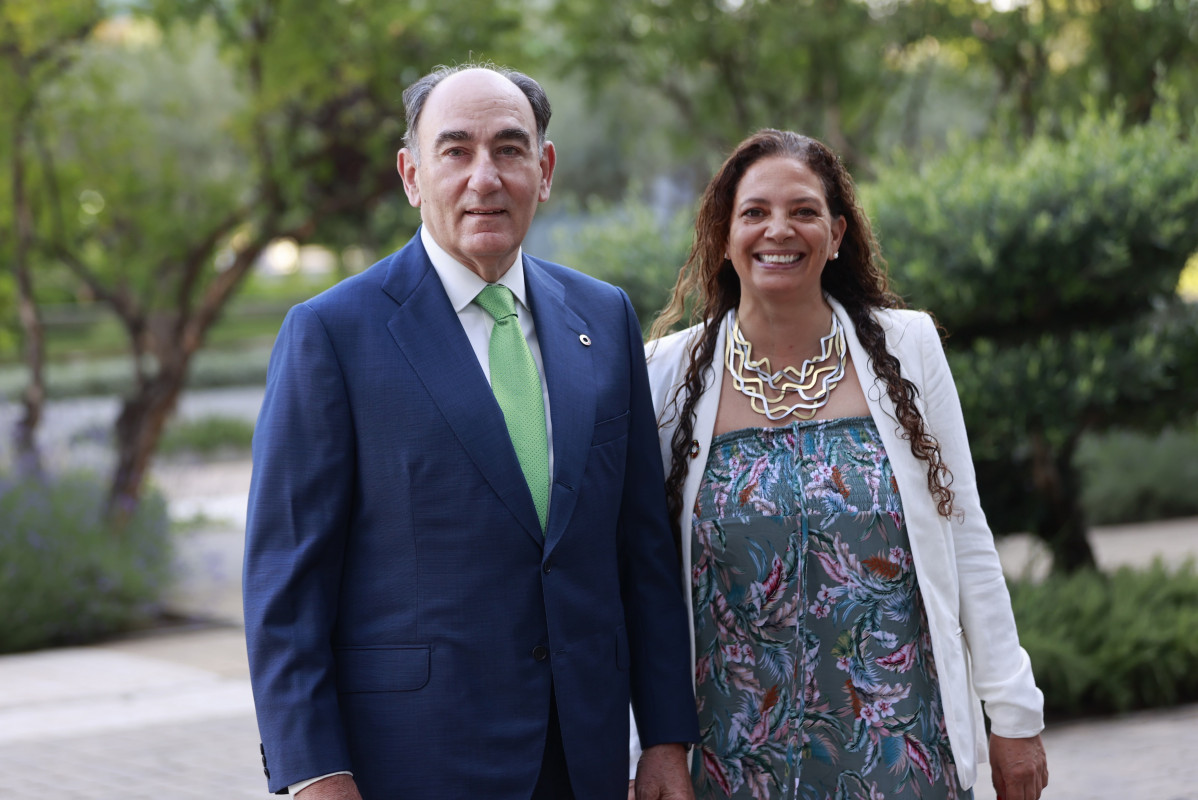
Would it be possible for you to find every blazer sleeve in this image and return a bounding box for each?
[616,293,702,751]
[243,303,357,792]
[914,314,1045,738]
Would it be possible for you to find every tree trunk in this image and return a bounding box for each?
[10,110,46,475]
[106,359,189,524]
[1029,432,1096,574]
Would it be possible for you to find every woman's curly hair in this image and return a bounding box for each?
[648,129,955,553]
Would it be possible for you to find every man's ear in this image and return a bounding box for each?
[537,141,556,203]
[397,148,421,208]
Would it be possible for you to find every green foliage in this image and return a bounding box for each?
[159,414,254,457]
[1009,562,1198,717]
[550,0,1198,181]
[863,111,1198,551]
[550,199,694,328]
[1077,423,1198,525]
[0,344,272,400]
[550,0,912,166]
[0,295,287,365]
[37,17,251,305]
[944,306,1198,459]
[968,0,1198,134]
[0,469,172,653]
[869,111,1198,341]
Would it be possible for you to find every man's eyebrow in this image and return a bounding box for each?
[432,129,471,150]
[494,128,533,147]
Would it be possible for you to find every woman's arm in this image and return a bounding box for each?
[914,313,1044,736]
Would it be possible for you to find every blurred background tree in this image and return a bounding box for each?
[1,0,103,472]
[865,111,1198,571]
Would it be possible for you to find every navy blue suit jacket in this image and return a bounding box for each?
[243,235,698,797]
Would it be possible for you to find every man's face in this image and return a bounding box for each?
[398,69,555,282]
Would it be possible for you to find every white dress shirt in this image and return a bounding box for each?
[288,228,554,795]
[419,227,555,479]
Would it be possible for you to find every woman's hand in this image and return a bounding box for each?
[989,733,1048,800]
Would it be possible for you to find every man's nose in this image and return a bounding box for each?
[468,154,502,191]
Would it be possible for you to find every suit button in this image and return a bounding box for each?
[542,560,552,574]
[532,645,549,662]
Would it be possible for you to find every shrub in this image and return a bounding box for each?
[0,469,172,654]
[863,110,1198,567]
[1008,561,1198,718]
[0,344,272,401]
[159,415,255,458]
[1076,424,1198,525]
[552,198,694,328]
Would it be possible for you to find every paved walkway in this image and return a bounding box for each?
[2,618,1196,799]
[2,388,1197,798]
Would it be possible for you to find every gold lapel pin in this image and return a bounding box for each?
[579,334,591,346]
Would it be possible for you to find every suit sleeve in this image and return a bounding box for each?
[914,314,1045,738]
[243,303,357,793]
[615,291,701,750]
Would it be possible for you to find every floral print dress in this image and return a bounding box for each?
[690,417,970,800]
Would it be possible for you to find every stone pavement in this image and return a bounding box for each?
[1,432,1196,797]
[2,619,1196,799]
[0,628,263,798]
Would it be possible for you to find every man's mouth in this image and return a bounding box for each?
[466,209,506,216]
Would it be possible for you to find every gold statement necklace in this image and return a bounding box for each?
[725,311,847,420]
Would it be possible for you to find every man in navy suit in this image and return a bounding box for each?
[243,64,699,799]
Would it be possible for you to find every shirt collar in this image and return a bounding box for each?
[420,226,529,313]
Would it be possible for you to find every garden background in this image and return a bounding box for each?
[2,0,1197,748]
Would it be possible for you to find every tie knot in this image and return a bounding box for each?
[474,284,518,322]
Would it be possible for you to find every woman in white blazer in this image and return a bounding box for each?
[634,130,1047,800]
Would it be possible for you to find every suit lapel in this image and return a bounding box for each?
[382,239,543,543]
[524,257,593,548]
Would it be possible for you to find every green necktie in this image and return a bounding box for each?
[474,284,549,532]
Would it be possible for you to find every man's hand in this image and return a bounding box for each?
[634,743,693,800]
[295,774,363,800]
[990,733,1048,800]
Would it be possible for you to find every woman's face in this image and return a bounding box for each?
[726,155,846,311]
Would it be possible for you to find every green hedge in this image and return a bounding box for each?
[1077,424,1198,525]
[0,469,172,654]
[0,344,273,401]
[1009,561,1198,718]
[159,415,255,458]
[552,198,693,327]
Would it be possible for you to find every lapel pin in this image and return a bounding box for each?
[579,334,591,346]
[689,439,701,459]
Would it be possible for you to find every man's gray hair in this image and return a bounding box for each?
[402,62,552,163]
